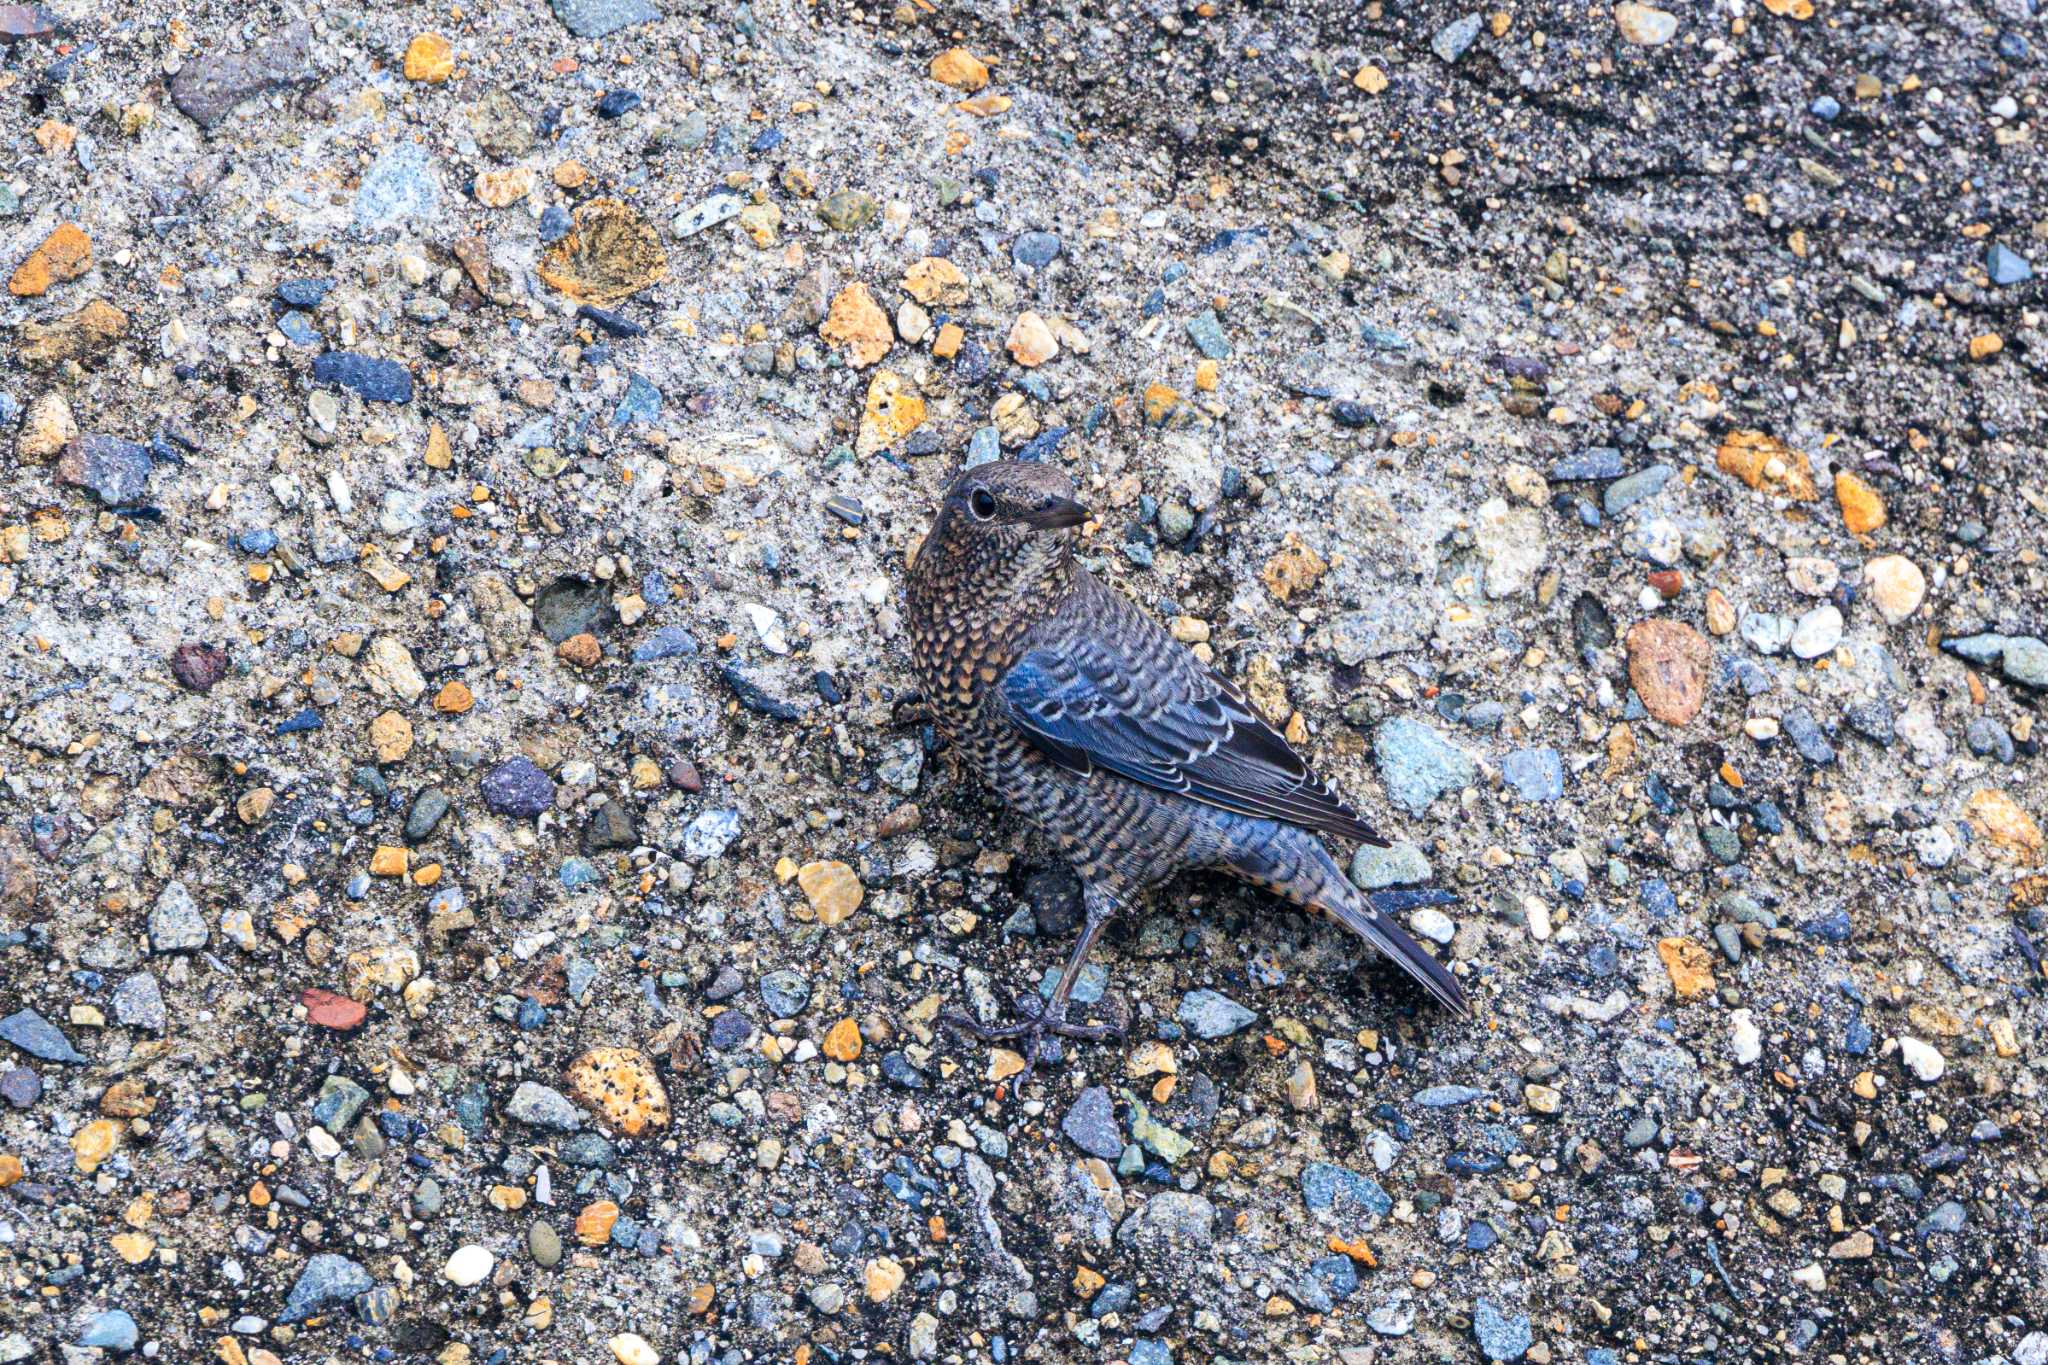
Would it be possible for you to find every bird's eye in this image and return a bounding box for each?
[969,489,997,519]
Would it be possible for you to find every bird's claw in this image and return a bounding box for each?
[942,994,1123,1087]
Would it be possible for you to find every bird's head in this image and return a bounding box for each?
[916,460,1090,598]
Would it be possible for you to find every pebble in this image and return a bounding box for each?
[1351,842,1432,889]
[0,1008,84,1064]
[1863,554,1925,622]
[1431,13,1482,61]
[1012,231,1061,269]
[311,352,414,404]
[443,1245,495,1286]
[1625,620,1710,726]
[57,434,152,506]
[1062,1087,1123,1159]
[1177,989,1256,1039]
[1499,748,1564,802]
[149,881,208,952]
[80,1310,139,1352]
[1602,463,1673,514]
[1897,1036,1946,1082]
[170,20,316,129]
[549,0,660,37]
[1373,717,1478,814]
[279,1253,373,1322]
[1613,2,1679,44]
[1789,604,1843,659]
[1986,242,2034,286]
[1473,1299,1533,1361]
[482,757,555,819]
[507,1081,584,1131]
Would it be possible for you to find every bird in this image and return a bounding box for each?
[902,459,1468,1076]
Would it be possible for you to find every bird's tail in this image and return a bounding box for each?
[1225,833,1470,1016]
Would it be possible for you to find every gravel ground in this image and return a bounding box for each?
[2,0,2045,1363]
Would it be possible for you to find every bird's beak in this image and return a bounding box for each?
[1022,497,1089,530]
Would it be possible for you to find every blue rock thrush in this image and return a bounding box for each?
[904,460,1467,1075]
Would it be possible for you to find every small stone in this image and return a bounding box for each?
[507,1081,584,1131]
[475,166,535,208]
[1473,1299,1533,1362]
[1789,605,1843,659]
[537,198,668,304]
[1656,937,1717,999]
[549,0,658,37]
[302,988,367,1031]
[18,298,129,368]
[1177,988,1256,1039]
[79,1310,139,1353]
[1432,13,1482,62]
[1351,842,1431,890]
[1729,1009,1762,1065]
[1626,619,1711,726]
[610,1334,660,1365]
[817,189,878,232]
[866,1256,907,1302]
[1500,748,1564,802]
[369,710,413,764]
[1716,430,1817,500]
[823,1018,863,1061]
[1062,1087,1123,1160]
[557,632,602,668]
[1834,470,1886,534]
[797,860,864,925]
[1613,2,1678,44]
[7,222,91,297]
[903,256,969,306]
[1006,311,1058,367]
[403,33,454,82]
[15,392,76,462]
[170,643,229,693]
[171,21,316,131]
[857,369,926,456]
[565,1047,669,1135]
[1986,243,2034,287]
[0,1007,85,1064]
[149,881,207,953]
[820,283,893,367]
[1012,231,1061,270]
[929,47,991,90]
[672,191,744,238]
[57,434,152,506]
[279,1253,373,1323]
[1374,716,1477,814]
[482,757,555,819]
[112,973,165,1031]
[312,352,414,404]
[528,1222,564,1267]
[1964,789,2041,861]
[444,1244,495,1286]
[1863,555,1925,622]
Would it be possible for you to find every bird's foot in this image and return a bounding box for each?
[942,994,1122,1085]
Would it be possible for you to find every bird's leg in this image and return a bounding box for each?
[945,885,1124,1081]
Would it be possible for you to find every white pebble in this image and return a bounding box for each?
[443,1245,495,1287]
[1729,1009,1761,1066]
[610,1334,660,1365]
[1896,1036,1945,1082]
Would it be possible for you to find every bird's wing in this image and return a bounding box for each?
[998,579,1386,845]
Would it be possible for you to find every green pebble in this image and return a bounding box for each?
[529,1221,564,1268]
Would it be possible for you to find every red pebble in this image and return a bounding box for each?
[1647,570,1683,599]
[301,988,367,1031]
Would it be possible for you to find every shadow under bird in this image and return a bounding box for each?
[903,460,1468,1075]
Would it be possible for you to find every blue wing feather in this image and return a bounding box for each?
[998,580,1386,845]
